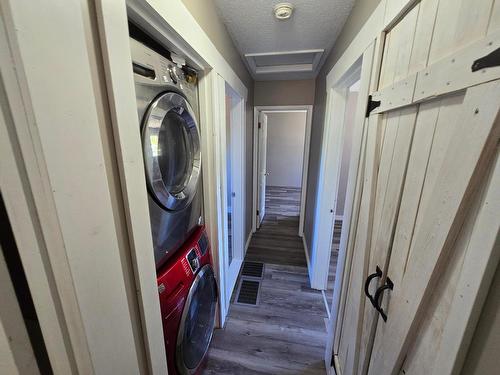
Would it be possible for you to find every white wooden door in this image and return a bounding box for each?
[335,1,500,374]
[257,112,268,228]
[218,77,245,324]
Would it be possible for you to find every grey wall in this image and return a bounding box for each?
[181,0,254,241]
[303,0,382,253]
[265,112,307,188]
[254,80,315,106]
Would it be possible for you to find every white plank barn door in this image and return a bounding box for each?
[335,0,500,374]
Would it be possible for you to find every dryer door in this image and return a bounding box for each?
[176,265,217,374]
[142,91,201,211]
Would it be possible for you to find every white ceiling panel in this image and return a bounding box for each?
[214,0,355,80]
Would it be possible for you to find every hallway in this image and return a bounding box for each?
[204,186,327,374]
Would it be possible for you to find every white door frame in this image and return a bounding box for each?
[252,105,313,237]
[318,41,378,371]
[312,58,364,288]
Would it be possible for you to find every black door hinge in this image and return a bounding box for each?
[258,122,261,129]
[471,46,500,72]
[256,210,260,216]
[366,95,381,117]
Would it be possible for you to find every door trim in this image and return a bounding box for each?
[319,41,379,370]
[252,105,313,236]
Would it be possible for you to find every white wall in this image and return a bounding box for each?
[265,111,307,188]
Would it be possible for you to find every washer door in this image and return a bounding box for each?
[142,92,201,211]
[176,265,217,374]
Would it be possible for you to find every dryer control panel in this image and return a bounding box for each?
[186,248,200,274]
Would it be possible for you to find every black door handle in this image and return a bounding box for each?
[373,277,394,322]
[364,266,382,307]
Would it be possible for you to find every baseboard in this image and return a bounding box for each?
[321,290,331,319]
[302,235,312,275]
[245,231,252,254]
[332,354,341,375]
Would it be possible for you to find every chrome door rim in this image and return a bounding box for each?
[176,264,217,374]
[142,91,201,211]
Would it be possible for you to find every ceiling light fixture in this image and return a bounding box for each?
[274,3,294,20]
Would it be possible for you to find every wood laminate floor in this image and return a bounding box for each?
[204,186,327,374]
[245,186,306,268]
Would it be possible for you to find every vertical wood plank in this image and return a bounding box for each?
[488,0,500,33]
[408,0,440,74]
[392,6,419,83]
[370,113,398,246]
[378,3,420,89]
[428,0,494,64]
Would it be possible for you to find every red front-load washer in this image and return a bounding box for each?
[157,226,217,375]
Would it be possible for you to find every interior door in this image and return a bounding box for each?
[336,1,500,374]
[219,77,245,324]
[257,111,268,228]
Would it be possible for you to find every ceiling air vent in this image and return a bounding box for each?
[245,49,324,78]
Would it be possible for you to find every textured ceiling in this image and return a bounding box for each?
[214,0,355,80]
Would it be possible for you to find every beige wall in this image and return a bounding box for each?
[265,112,307,188]
[254,80,316,106]
[181,0,255,240]
[303,0,382,253]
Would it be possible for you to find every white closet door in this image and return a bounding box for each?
[257,112,268,228]
[363,0,500,374]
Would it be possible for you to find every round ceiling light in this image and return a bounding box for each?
[274,3,294,20]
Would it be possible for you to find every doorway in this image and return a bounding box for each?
[326,78,360,310]
[315,42,376,371]
[252,105,313,238]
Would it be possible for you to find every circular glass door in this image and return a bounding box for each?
[176,265,217,374]
[142,92,201,211]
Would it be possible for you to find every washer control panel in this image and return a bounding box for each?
[186,248,200,274]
